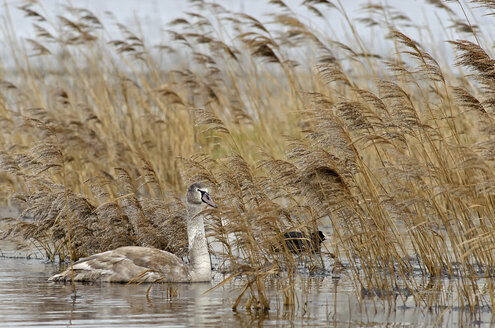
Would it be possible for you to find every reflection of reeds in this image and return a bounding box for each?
[1,0,495,312]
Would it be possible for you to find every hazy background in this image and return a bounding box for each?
[1,0,492,67]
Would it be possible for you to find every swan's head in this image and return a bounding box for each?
[187,182,217,208]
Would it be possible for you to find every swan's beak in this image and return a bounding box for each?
[201,192,217,208]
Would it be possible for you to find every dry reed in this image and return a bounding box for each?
[0,0,495,313]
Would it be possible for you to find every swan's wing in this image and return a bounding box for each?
[116,246,192,282]
[49,246,191,283]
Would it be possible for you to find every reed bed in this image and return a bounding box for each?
[1,0,495,312]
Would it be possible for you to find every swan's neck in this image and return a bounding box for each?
[186,204,211,282]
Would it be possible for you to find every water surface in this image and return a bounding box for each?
[0,209,493,327]
[0,256,493,327]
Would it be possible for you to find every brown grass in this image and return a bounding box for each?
[1,0,495,313]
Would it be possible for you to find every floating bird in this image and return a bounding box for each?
[282,230,326,254]
[49,182,216,283]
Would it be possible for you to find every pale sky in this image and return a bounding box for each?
[1,0,492,67]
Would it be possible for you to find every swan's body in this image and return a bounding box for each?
[49,183,216,283]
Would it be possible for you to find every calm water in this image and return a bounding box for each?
[0,257,335,327]
[0,256,493,327]
[0,209,492,327]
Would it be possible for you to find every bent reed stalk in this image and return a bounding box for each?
[0,0,495,312]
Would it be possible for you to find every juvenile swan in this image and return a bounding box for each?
[49,183,216,283]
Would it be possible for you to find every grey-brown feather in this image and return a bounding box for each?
[49,182,213,283]
[49,246,192,283]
